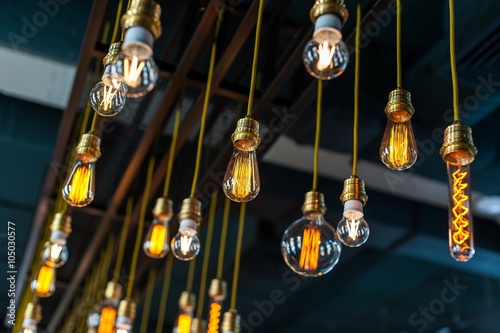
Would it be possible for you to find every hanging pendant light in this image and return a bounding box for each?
[303,0,349,80]
[42,212,72,268]
[171,198,202,261]
[173,291,196,333]
[20,302,42,333]
[143,197,173,258]
[114,299,136,333]
[31,262,56,298]
[190,318,207,333]
[207,279,227,333]
[221,310,241,333]
[337,176,369,247]
[87,281,123,333]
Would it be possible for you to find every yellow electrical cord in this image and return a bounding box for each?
[112,0,125,43]
[197,191,218,318]
[352,0,362,177]
[155,254,174,333]
[396,0,402,88]
[163,108,182,197]
[113,196,134,283]
[140,267,157,333]
[186,257,196,293]
[448,0,460,122]
[126,155,156,298]
[246,0,265,117]
[312,80,322,191]
[216,198,231,279]
[190,9,224,197]
[230,202,246,309]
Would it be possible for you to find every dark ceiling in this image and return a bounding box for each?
[1,0,500,332]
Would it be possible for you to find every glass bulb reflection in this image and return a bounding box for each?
[171,227,200,261]
[222,148,260,202]
[62,158,95,207]
[114,53,158,98]
[143,216,170,258]
[380,120,418,171]
[281,215,341,277]
[42,241,68,268]
[31,264,56,297]
[337,216,369,247]
[90,81,127,117]
[303,30,349,80]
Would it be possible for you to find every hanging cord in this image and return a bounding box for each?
[126,155,156,298]
[140,267,157,333]
[448,0,460,122]
[230,202,246,309]
[216,198,231,279]
[352,0,362,177]
[190,10,224,197]
[163,108,182,197]
[246,0,265,117]
[155,254,174,333]
[186,258,196,293]
[112,0,125,43]
[396,0,402,88]
[196,191,218,318]
[113,196,134,283]
[312,80,322,191]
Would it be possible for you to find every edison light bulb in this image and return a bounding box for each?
[447,158,474,262]
[221,310,240,333]
[31,263,56,297]
[42,241,68,268]
[90,80,128,117]
[91,281,122,333]
[171,219,200,261]
[144,197,173,258]
[173,292,196,333]
[20,302,42,333]
[114,299,136,333]
[207,279,227,333]
[62,133,101,207]
[337,199,369,247]
[87,305,101,331]
[114,53,158,98]
[223,117,261,202]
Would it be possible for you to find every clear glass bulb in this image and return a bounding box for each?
[207,299,222,333]
[447,156,474,262]
[114,53,158,98]
[143,215,170,258]
[303,30,349,80]
[337,216,370,247]
[171,220,200,261]
[87,305,101,330]
[42,240,68,268]
[90,80,128,117]
[281,214,341,277]
[380,119,418,171]
[31,263,56,297]
[62,158,96,207]
[222,148,260,202]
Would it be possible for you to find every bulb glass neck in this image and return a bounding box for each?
[313,14,342,44]
[179,219,198,236]
[343,199,364,219]
[49,230,68,244]
[123,26,154,60]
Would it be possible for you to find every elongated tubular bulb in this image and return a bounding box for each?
[144,197,173,258]
[31,263,56,297]
[208,279,227,333]
[95,281,122,333]
[173,292,196,333]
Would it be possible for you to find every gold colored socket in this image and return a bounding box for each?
[209,278,227,301]
[190,318,207,333]
[301,191,327,220]
[50,212,72,234]
[103,42,122,66]
[75,132,101,162]
[24,302,42,321]
[384,88,415,123]
[221,309,241,333]
[340,176,368,205]
[117,298,137,319]
[178,198,202,224]
[231,117,261,152]
[179,291,196,310]
[152,197,174,220]
[440,122,477,165]
[121,0,162,40]
[310,0,349,26]
[104,281,123,300]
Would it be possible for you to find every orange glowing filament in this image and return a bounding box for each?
[299,227,320,271]
[97,307,117,333]
[451,168,470,251]
[148,224,167,256]
[207,302,222,333]
[68,165,91,205]
[36,264,54,295]
[177,313,192,333]
[389,122,409,167]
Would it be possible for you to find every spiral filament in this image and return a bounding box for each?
[451,168,470,252]
[207,302,222,333]
[298,226,320,271]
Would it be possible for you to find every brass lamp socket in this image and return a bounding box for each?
[221,309,241,333]
[24,302,42,321]
[152,197,174,221]
[50,212,72,234]
[209,278,227,301]
[104,281,123,300]
[231,117,261,152]
[178,198,202,224]
[75,132,101,162]
[121,0,162,40]
[103,42,122,66]
[384,88,415,123]
[179,291,196,311]
[440,122,477,165]
[190,318,207,333]
[117,298,137,319]
[301,191,327,220]
[310,0,348,26]
[340,176,368,205]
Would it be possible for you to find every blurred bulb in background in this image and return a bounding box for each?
[19,302,42,333]
[173,292,196,333]
[31,263,56,298]
[144,198,173,258]
[171,198,202,261]
[42,212,72,268]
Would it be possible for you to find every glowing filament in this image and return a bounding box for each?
[389,123,409,167]
[299,227,320,271]
[100,84,118,111]
[35,265,54,295]
[207,302,222,333]
[97,307,117,333]
[67,165,91,205]
[123,56,145,88]
[180,235,193,255]
[177,313,192,333]
[148,224,167,256]
[345,219,360,240]
[317,41,335,71]
[49,243,63,261]
[451,168,470,251]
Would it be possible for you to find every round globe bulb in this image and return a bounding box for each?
[89,81,128,117]
[337,216,370,247]
[113,53,158,98]
[42,241,68,268]
[171,227,200,261]
[303,33,349,80]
